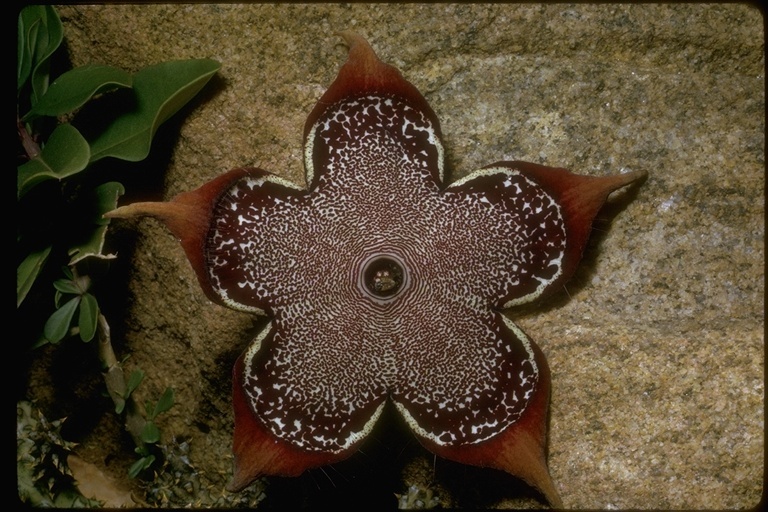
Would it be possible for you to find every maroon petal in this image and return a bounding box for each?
[104,167,265,308]
[510,161,646,293]
[228,351,348,491]
[303,31,444,191]
[410,323,562,508]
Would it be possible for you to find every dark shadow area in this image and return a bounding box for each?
[255,403,414,510]
[433,458,549,509]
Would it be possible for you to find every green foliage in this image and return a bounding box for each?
[17,4,221,307]
[111,369,144,415]
[87,59,221,163]
[17,123,90,199]
[130,387,175,479]
[17,246,52,309]
[22,64,133,121]
[141,387,176,445]
[41,267,96,344]
[16,4,216,491]
[17,59,220,198]
[18,6,63,101]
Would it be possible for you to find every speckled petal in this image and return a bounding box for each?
[105,33,647,508]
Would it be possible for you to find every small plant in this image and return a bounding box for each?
[42,266,99,345]
[17,401,102,507]
[396,484,441,509]
[130,386,176,478]
[17,4,218,496]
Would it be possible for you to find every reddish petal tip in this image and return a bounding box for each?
[228,355,350,492]
[304,33,439,142]
[415,338,563,508]
[509,162,646,287]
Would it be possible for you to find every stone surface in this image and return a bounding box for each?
[24,4,762,508]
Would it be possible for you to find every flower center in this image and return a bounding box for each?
[358,253,409,303]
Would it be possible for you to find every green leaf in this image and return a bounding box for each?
[24,64,133,121]
[17,123,90,198]
[78,293,99,342]
[61,266,75,280]
[17,245,52,307]
[125,369,144,398]
[52,278,81,295]
[152,387,175,418]
[18,6,44,92]
[88,59,220,163]
[114,397,126,415]
[32,333,51,349]
[43,296,81,343]
[17,9,36,91]
[68,182,125,265]
[18,5,63,102]
[140,421,161,444]
[128,455,155,479]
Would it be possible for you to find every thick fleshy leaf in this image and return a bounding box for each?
[152,388,175,419]
[141,422,161,444]
[23,64,133,121]
[68,182,125,265]
[17,123,90,198]
[125,370,144,398]
[78,292,99,342]
[87,59,220,163]
[17,245,52,307]
[17,5,62,101]
[44,295,81,343]
[17,8,36,91]
[128,455,155,478]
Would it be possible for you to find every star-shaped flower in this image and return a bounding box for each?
[108,33,645,507]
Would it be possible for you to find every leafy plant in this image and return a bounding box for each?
[42,266,99,344]
[17,4,218,490]
[17,401,102,507]
[130,387,176,478]
[17,5,220,307]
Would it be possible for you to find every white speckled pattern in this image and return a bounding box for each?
[206,94,565,452]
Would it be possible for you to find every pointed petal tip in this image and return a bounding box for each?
[486,428,563,508]
[229,354,354,492]
[601,168,648,194]
[304,31,440,147]
[225,470,259,494]
[619,168,649,182]
[335,31,380,64]
[336,30,367,49]
[102,201,166,220]
[571,167,648,218]
[335,29,388,83]
[409,339,561,507]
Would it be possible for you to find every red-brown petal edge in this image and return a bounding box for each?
[418,333,563,508]
[227,351,353,492]
[103,167,264,306]
[511,161,647,291]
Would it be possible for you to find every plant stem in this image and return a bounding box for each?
[97,313,147,450]
[17,115,41,159]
